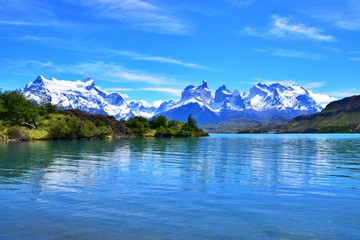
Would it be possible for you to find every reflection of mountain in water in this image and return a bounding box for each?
[1,136,359,195]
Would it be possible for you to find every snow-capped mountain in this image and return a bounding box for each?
[159,81,322,124]
[20,76,323,125]
[160,80,220,123]
[244,83,322,118]
[127,100,163,118]
[20,75,133,120]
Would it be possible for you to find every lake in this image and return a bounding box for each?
[0,134,359,239]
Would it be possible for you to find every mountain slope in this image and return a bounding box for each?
[280,95,360,133]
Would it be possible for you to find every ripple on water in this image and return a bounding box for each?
[0,134,360,239]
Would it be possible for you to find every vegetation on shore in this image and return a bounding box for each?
[0,91,208,141]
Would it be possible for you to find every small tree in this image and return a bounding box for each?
[187,114,197,129]
[0,91,40,126]
[150,116,169,129]
[126,116,150,136]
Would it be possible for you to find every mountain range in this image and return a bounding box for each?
[20,75,323,125]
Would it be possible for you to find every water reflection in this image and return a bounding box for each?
[0,135,359,195]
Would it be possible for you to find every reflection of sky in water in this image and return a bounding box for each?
[1,136,359,195]
[0,135,359,239]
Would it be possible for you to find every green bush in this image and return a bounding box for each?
[49,119,71,139]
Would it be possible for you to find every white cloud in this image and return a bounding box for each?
[0,0,53,19]
[307,1,360,31]
[18,36,206,69]
[225,0,254,7]
[327,89,360,98]
[7,59,180,86]
[102,49,207,69]
[0,20,44,26]
[269,15,335,41]
[303,81,326,89]
[243,15,335,42]
[0,20,69,28]
[308,91,337,108]
[69,0,190,35]
[350,57,360,62]
[0,1,73,29]
[255,48,322,60]
[253,77,297,86]
[139,87,182,96]
[107,87,181,96]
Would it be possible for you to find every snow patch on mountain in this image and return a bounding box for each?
[21,75,133,120]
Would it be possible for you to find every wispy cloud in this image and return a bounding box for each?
[242,15,335,42]
[101,49,207,69]
[224,0,254,7]
[0,0,53,18]
[251,77,297,86]
[303,81,326,89]
[350,57,360,62]
[0,20,45,26]
[255,48,322,60]
[16,35,207,70]
[0,20,70,28]
[68,0,190,35]
[308,91,337,108]
[107,87,181,96]
[6,59,181,86]
[348,50,360,62]
[269,15,335,41]
[306,1,360,31]
[327,89,360,98]
[140,87,182,96]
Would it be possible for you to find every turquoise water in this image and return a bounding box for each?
[0,134,359,239]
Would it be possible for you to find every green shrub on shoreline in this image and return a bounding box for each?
[125,115,208,138]
[0,91,208,141]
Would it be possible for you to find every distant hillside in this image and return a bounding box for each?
[201,116,291,133]
[279,95,360,133]
[202,95,360,133]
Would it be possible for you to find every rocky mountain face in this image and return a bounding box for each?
[20,76,323,124]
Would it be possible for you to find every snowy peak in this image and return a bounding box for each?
[81,76,96,90]
[180,80,213,105]
[200,79,209,88]
[213,85,245,110]
[128,100,162,118]
[214,85,232,103]
[245,82,322,115]
[20,76,132,120]
[33,75,46,85]
[20,75,324,125]
[81,75,94,82]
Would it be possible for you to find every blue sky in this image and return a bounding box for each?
[0,0,359,104]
